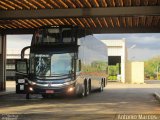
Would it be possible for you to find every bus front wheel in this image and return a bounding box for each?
[26,93,30,99]
[78,85,85,98]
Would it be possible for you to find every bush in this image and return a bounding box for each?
[144,56,160,80]
[157,76,160,80]
[113,76,117,80]
[108,76,117,80]
[150,76,155,80]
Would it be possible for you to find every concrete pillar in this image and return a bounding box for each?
[0,34,6,91]
[120,39,126,83]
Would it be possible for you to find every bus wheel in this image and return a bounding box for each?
[26,93,30,99]
[78,86,85,98]
[89,79,91,93]
[98,81,104,92]
[42,94,49,99]
[103,78,106,87]
[84,80,89,96]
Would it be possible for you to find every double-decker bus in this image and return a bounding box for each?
[15,26,108,99]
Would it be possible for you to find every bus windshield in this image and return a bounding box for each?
[34,53,73,76]
[51,53,72,75]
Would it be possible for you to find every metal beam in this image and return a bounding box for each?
[0,6,160,20]
[0,29,35,35]
[2,27,160,34]
[91,27,160,34]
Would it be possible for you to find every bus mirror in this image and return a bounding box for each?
[15,59,28,74]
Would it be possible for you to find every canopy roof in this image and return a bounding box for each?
[0,0,159,34]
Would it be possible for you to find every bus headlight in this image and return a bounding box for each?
[67,87,74,93]
[29,87,34,91]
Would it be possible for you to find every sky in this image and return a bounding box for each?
[7,35,32,50]
[94,33,160,61]
[7,33,160,61]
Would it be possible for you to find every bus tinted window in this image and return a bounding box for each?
[32,27,77,45]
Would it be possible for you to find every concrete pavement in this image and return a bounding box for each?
[0,80,160,120]
[0,81,15,96]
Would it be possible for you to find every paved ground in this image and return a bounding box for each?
[0,81,160,120]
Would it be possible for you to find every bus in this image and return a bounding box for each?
[15,26,108,99]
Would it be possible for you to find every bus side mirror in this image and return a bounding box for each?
[15,59,28,75]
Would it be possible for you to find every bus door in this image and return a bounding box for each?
[15,59,29,94]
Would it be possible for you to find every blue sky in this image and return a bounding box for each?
[94,33,160,61]
[7,33,160,61]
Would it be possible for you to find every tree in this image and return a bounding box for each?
[144,56,160,80]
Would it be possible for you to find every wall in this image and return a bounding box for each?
[125,61,132,83]
[126,61,144,84]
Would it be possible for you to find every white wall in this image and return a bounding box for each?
[126,61,144,84]
[101,39,126,83]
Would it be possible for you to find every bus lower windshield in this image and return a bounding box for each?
[34,53,73,76]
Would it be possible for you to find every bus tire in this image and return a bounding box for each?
[103,78,106,87]
[42,94,49,99]
[89,79,91,93]
[84,79,89,96]
[78,85,85,98]
[26,93,30,99]
[98,80,103,92]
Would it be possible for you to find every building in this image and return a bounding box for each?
[101,39,127,83]
[6,49,29,80]
[102,39,144,84]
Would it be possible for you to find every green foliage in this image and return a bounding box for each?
[107,63,121,81]
[82,61,108,72]
[108,66,117,76]
[108,63,120,76]
[144,56,160,80]
[149,76,155,80]
[91,61,107,71]
[108,76,117,80]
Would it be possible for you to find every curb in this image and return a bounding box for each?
[0,91,15,96]
[153,92,160,102]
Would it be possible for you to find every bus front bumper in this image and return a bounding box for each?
[27,84,76,96]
